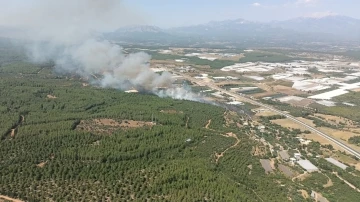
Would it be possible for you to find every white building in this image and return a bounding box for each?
[325,158,348,170]
[297,160,319,172]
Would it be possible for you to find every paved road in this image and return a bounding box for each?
[179,73,360,159]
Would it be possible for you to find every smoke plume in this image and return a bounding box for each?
[0,0,201,100]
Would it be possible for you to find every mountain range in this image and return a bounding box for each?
[106,15,360,45]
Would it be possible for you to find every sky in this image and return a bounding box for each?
[1,0,360,28]
[122,0,360,27]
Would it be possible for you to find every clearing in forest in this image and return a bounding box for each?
[77,119,155,134]
[160,109,183,114]
[37,161,47,168]
[47,94,57,99]
[10,129,15,137]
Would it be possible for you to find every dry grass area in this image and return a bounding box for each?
[46,94,57,99]
[350,88,360,92]
[314,113,355,127]
[296,117,316,127]
[271,117,357,152]
[77,119,154,134]
[160,109,183,114]
[318,127,357,141]
[333,152,360,171]
[271,119,309,131]
[0,195,23,202]
[301,133,345,152]
[254,109,279,117]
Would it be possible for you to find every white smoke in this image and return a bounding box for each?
[0,0,201,100]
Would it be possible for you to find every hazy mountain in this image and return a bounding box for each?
[104,25,175,43]
[275,15,360,40]
[102,16,360,45]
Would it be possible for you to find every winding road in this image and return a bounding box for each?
[178,73,360,159]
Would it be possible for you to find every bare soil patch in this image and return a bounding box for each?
[255,109,279,117]
[205,119,211,129]
[47,94,57,99]
[273,85,305,95]
[298,190,309,199]
[292,173,310,182]
[77,119,154,134]
[0,195,23,202]
[10,129,15,137]
[323,177,333,188]
[37,161,47,168]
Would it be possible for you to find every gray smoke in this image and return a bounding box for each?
[0,0,201,100]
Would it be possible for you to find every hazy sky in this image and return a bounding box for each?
[1,0,360,28]
[123,0,360,27]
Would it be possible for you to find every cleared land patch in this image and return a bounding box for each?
[46,94,57,99]
[0,195,23,202]
[279,164,294,177]
[273,85,305,96]
[77,119,154,134]
[160,109,183,114]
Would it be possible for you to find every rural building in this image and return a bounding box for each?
[294,153,302,160]
[279,150,290,160]
[297,160,319,172]
[325,158,348,170]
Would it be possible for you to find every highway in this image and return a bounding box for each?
[179,73,360,159]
